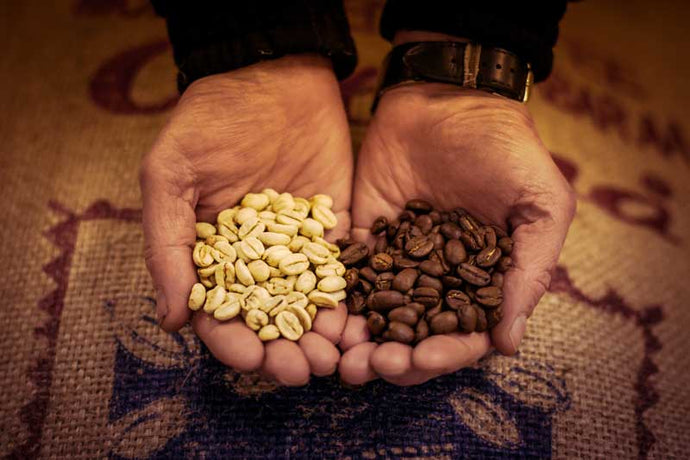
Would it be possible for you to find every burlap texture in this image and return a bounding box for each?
[1,0,688,458]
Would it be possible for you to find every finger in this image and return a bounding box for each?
[339,342,379,385]
[339,314,370,351]
[377,368,442,386]
[140,157,197,331]
[299,332,340,377]
[192,313,264,371]
[312,302,348,344]
[370,342,415,379]
[412,333,491,373]
[262,339,310,386]
[493,189,576,355]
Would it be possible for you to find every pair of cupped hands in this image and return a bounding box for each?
[140,54,575,387]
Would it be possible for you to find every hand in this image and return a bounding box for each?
[339,83,576,386]
[140,55,352,386]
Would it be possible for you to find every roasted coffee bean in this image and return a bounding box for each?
[392,229,406,249]
[367,312,387,335]
[398,210,416,222]
[449,210,460,223]
[359,266,378,283]
[370,216,388,234]
[430,311,459,334]
[497,236,513,254]
[496,256,513,272]
[425,302,443,320]
[344,268,359,291]
[370,252,394,272]
[387,306,419,326]
[492,225,508,238]
[387,219,401,238]
[475,306,488,332]
[415,318,429,342]
[374,234,388,254]
[392,268,418,293]
[359,279,373,294]
[405,199,433,213]
[414,214,434,234]
[375,272,395,291]
[457,304,478,333]
[431,232,445,250]
[387,321,415,344]
[459,231,482,251]
[367,290,405,312]
[445,289,471,310]
[339,242,369,265]
[440,212,450,223]
[457,263,491,286]
[417,274,444,292]
[442,275,463,289]
[336,237,358,249]
[413,287,441,307]
[458,215,479,234]
[393,256,419,270]
[440,222,463,240]
[466,254,477,266]
[406,302,426,316]
[475,286,503,307]
[347,291,366,314]
[486,307,503,328]
[419,260,445,277]
[402,294,413,305]
[476,246,502,267]
[429,211,442,225]
[405,236,434,258]
[444,239,467,265]
[408,225,423,238]
[490,272,504,287]
[483,226,497,248]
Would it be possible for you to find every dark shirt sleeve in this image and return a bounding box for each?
[152,0,357,92]
[380,1,568,82]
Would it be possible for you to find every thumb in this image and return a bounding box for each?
[140,158,197,332]
[492,190,576,355]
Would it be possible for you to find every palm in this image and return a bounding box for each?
[340,85,575,386]
[141,57,352,385]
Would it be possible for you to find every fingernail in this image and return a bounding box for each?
[509,315,527,352]
[156,290,168,327]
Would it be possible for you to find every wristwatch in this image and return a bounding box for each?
[373,41,533,110]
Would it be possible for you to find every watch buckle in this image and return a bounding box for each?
[522,65,533,103]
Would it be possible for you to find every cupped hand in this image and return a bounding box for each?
[140,55,352,385]
[339,84,576,386]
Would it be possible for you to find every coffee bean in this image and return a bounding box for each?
[417,274,443,292]
[457,304,478,333]
[413,287,440,307]
[430,311,458,334]
[486,307,503,328]
[405,236,434,258]
[344,268,359,291]
[492,225,508,239]
[375,272,395,291]
[459,231,482,251]
[442,275,463,289]
[429,249,451,274]
[440,222,463,240]
[402,294,413,305]
[406,302,426,316]
[392,268,418,293]
[457,263,491,286]
[405,199,433,213]
[475,286,503,307]
[429,211,442,225]
[359,279,373,294]
[388,306,419,326]
[387,321,415,343]
[370,216,388,234]
[497,237,513,254]
[367,290,405,312]
[336,237,358,249]
[419,260,444,277]
[496,256,513,272]
[387,219,400,238]
[475,306,488,332]
[425,301,443,320]
[490,272,504,287]
[347,291,366,314]
[414,214,434,234]
[393,256,419,270]
[359,266,378,283]
[339,242,369,266]
[476,246,502,267]
[374,234,388,254]
[398,210,416,222]
[408,225,423,239]
[370,252,394,272]
[415,318,429,342]
[367,312,387,335]
[392,229,406,249]
[445,289,471,310]
[444,239,467,265]
[430,233,445,250]
[483,226,497,248]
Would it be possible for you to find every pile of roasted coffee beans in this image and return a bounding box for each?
[338,199,514,344]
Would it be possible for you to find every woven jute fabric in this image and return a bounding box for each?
[1,0,689,458]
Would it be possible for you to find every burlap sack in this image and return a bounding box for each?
[1,0,688,458]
